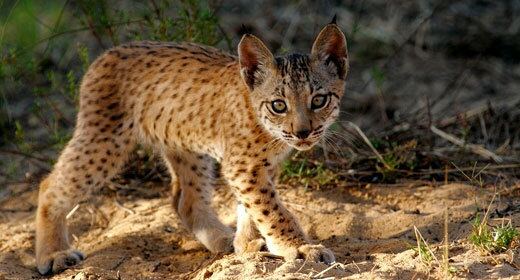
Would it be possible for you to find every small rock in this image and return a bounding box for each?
[72,271,87,280]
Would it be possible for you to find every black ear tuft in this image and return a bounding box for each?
[238,24,254,37]
[330,14,337,25]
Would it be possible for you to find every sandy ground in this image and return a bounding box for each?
[1,180,519,280]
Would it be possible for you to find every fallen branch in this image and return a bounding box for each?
[430,125,503,163]
[437,105,489,128]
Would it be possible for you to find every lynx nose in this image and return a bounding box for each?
[295,129,311,139]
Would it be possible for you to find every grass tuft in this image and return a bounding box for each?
[469,215,519,254]
[280,157,337,190]
[413,225,438,268]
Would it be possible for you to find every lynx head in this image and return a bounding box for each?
[238,22,349,151]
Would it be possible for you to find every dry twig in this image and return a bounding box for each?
[339,122,393,170]
[312,262,345,279]
[66,204,80,220]
[430,125,503,163]
[114,198,135,215]
[437,105,490,128]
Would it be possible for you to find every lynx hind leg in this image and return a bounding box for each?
[164,152,234,253]
[36,174,85,275]
[234,203,266,253]
[36,130,134,274]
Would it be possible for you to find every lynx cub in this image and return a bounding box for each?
[35,21,349,275]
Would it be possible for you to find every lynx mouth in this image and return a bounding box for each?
[291,140,316,151]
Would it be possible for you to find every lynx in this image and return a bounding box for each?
[35,21,349,275]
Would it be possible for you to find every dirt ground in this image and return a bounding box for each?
[1,180,519,280]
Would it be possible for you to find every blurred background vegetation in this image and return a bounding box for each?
[1,0,519,188]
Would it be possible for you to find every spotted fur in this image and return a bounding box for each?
[35,23,348,275]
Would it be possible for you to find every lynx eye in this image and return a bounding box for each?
[311,94,328,110]
[271,99,287,114]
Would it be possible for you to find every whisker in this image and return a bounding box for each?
[327,135,347,158]
[325,130,372,156]
[321,134,345,159]
[261,138,279,151]
[326,131,357,145]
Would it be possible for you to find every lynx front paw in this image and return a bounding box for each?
[37,249,85,275]
[297,244,335,264]
[235,238,267,253]
[272,243,335,264]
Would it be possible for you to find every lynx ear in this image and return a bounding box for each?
[311,23,349,80]
[238,34,275,90]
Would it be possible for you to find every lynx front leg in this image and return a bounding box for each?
[234,203,266,253]
[164,151,233,253]
[233,167,280,253]
[222,158,335,263]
